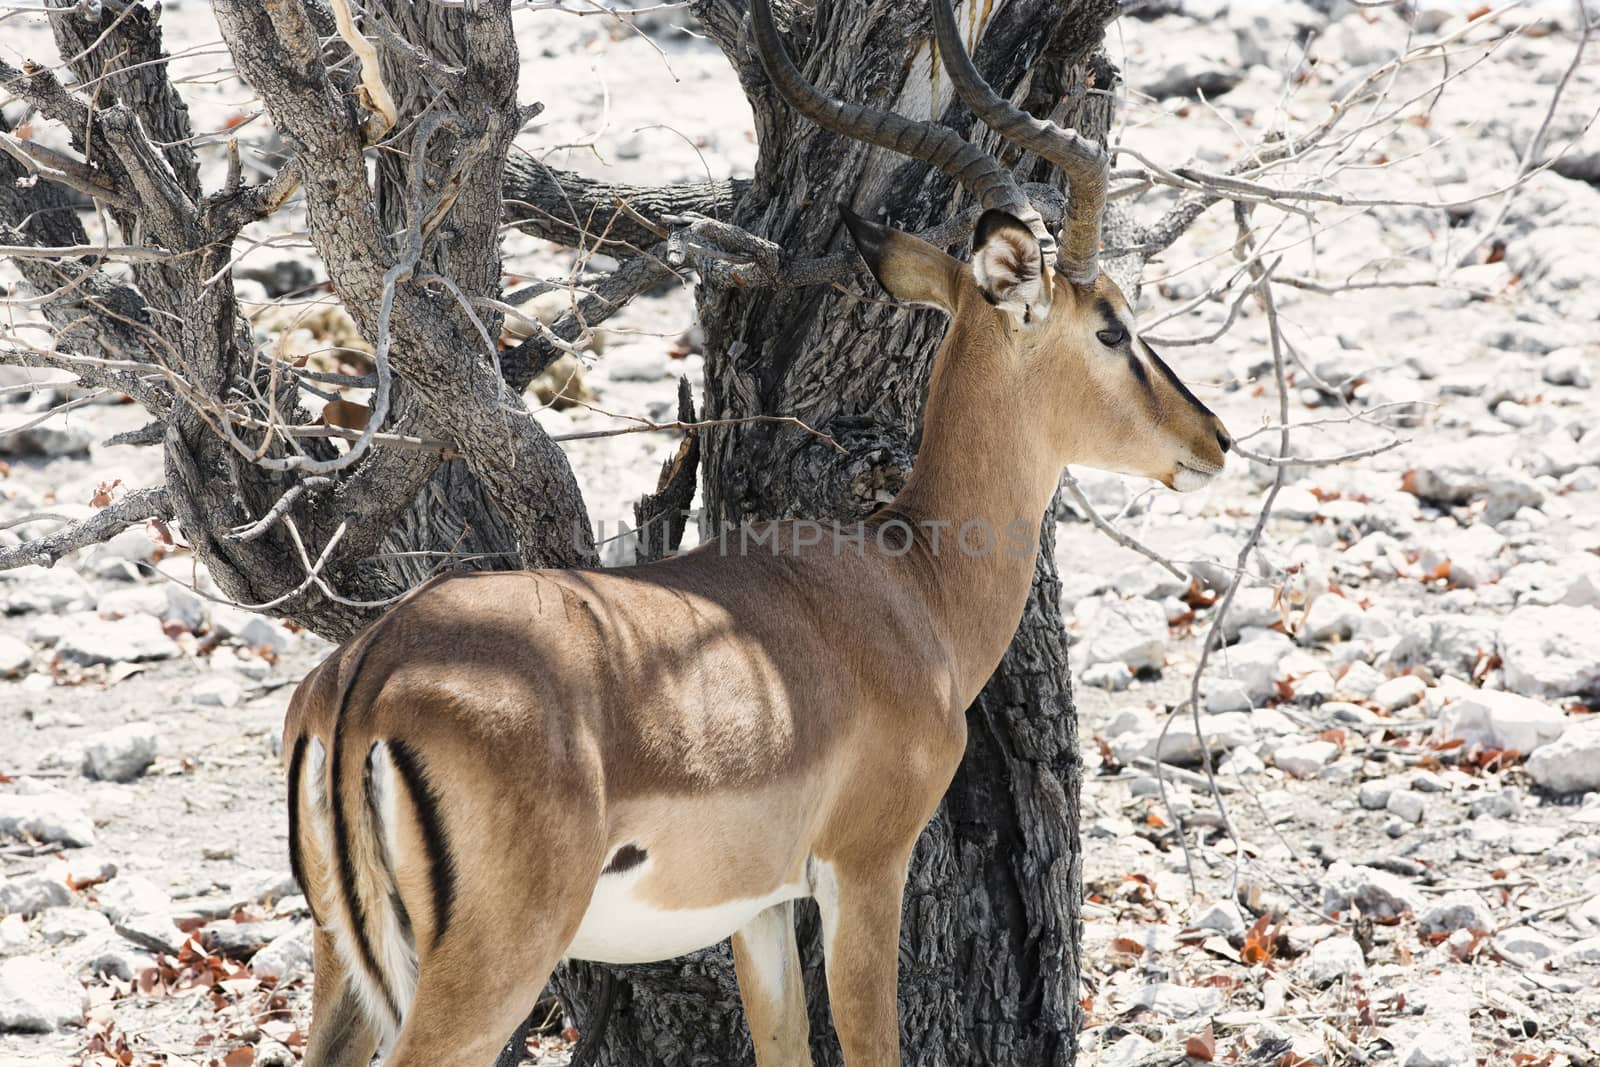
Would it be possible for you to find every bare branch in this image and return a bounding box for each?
[0,486,172,571]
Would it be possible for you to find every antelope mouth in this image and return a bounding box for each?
[1171,462,1223,492]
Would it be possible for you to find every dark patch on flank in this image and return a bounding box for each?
[286,735,313,922]
[602,844,648,876]
[387,738,457,950]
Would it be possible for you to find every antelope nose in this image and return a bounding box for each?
[1216,428,1232,454]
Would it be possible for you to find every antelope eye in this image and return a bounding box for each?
[1096,326,1127,347]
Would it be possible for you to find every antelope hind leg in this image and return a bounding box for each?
[303,926,381,1067]
[732,900,813,1066]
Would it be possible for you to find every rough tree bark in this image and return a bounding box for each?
[547,2,1116,1064]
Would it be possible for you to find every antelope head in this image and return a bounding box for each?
[752,0,1233,491]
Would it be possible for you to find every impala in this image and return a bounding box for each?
[283,1,1232,1063]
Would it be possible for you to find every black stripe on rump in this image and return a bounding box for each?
[286,735,313,922]
[386,739,458,950]
[330,640,402,1026]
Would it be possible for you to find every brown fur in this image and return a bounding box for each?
[287,221,1230,1066]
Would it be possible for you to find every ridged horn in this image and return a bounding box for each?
[930,0,1108,285]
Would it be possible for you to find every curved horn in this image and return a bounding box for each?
[750,0,1054,256]
[930,0,1108,285]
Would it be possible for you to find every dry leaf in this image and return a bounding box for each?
[1184,1025,1216,1062]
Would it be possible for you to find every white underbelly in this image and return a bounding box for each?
[565,862,806,965]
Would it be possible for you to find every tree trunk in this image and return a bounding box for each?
[549,2,1114,1063]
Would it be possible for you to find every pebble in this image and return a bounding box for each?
[54,614,177,667]
[1494,928,1563,965]
[1525,722,1600,795]
[1386,790,1426,824]
[1134,982,1221,1019]
[249,922,313,983]
[37,907,110,945]
[1187,900,1246,939]
[93,877,172,925]
[1499,605,1600,698]
[0,956,85,1032]
[0,874,72,919]
[1204,632,1294,712]
[1419,892,1495,936]
[1078,596,1169,672]
[1435,691,1567,754]
[1302,935,1366,986]
[0,792,96,848]
[1323,861,1421,920]
[1273,740,1339,779]
[80,722,159,783]
[1336,661,1384,700]
[237,617,299,656]
[189,676,243,708]
[0,635,31,678]
[1372,674,1426,711]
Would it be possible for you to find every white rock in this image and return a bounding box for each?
[1337,661,1385,700]
[1494,928,1563,965]
[1300,594,1364,644]
[190,677,242,708]
[0,914,26,953]
[604,347,669,381]
[80,722,159,783]
[1188,900,1246,939]
[1403,447,1545,523]
[1109,711,1262,766]
[1302,935,1367,986]
[1388,614,1500,677]
[1322,862,1420,920]
[1080,662,1132,691]
[1273,740,1339,779]
[1227,586,1288,638]
[1099,1034,1159,1067]
[1499,605,1600,698]
[250,922,313,983]
[92,877,171,924]
[37,908,110,945]
[87,944,157,982]
[0,793,95,847]
[1419,892,1494,936]
[1203,632,1294,712]
[1372,674,1426,711]
[55,614,176,666]
[1135,982,1221,1020]
[1525,722,1600,795]
[0,874,70,917]
[1436,691,1568,754]
[1396,1011,1474,1067]
[1079,597,1169,672]
[0,636,31,678]
[94,586,168,620]
[237,616,298,655]
[1387,790,1426,824]
[1557,936,1600,965]
[1358,779,1395,810]
[0,956,85,1032]
[2,569,94,615]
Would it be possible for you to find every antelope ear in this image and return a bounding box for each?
[840,204,962,312]
[972,210,1048,318]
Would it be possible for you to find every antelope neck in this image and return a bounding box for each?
[881,313,1064,705]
